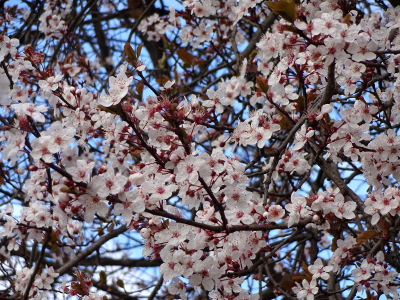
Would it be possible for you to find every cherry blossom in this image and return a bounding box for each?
[309,258,333,280]
[292,279,318,300]
[285,193,312,227]
[266,204,285,222]
[11,103,48,123]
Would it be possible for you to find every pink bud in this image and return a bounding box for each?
[28,165,38,171]
[170,153,180,163]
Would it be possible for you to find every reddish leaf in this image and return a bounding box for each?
[302,261,313,281]
[355,230,378,247]
[377,218,391,233]
[264,0,297,23]
[256,76,269,93]
[136,43,144,57]
[156,75,172,86]
[331,236,338,252]
[124,43,137,66]
[177,49,197,67]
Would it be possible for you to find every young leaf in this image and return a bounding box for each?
[136,43,144,57]
[264,0,297,23]
[116,279,125,289]
[98,103,122,115]
[355,230,378,247]
[99,270,107,284]
[301,261,313,281]
[156,75,172,86]
[256,76,269,93]
[158,52,166,69]
[124,43,137,66]
[177,49,197,67]
[134,82,144,101]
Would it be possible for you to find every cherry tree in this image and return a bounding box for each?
[1,0,400,299]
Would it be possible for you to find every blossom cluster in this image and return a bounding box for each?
[38,0,71,39]
[98,64,133,107]
[352,251,398,298]
[14,266,59,298]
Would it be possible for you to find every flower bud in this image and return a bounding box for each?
[59,193,70,203]
[170,153,180,163]
[28,165,38,171]
[130,173,145,185]
[16,167,25,174]
[170,174,176,182]
[140,228,151,239]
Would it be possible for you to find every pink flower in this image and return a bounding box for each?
[286,192,312,227]
[309,258,333,280]
[347,36,378,62]
[38,75,63,93]
[175,155,201,184]
[292,279,318,300]
[67,160,95,183]
[266,205,285,222]
[91,168,127,197]
[11,103,48,122]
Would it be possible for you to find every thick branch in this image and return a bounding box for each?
[56,225,128,276]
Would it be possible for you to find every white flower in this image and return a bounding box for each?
[286,192,311,227]
[309,258,333,280]
[160,80,175,91]
[292,279,318,300]
[331,193,356,219]
[38,75,63,93]
[67,160,95,183]
[11,103,48,122]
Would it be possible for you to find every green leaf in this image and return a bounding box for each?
[99,270,107,285]
[116,279,125,289]
[158,52,166,69]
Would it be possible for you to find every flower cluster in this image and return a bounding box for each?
[14,266,59,299]
[98,64,133,107]
[38,0,71,39]
[352,251,398,299]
